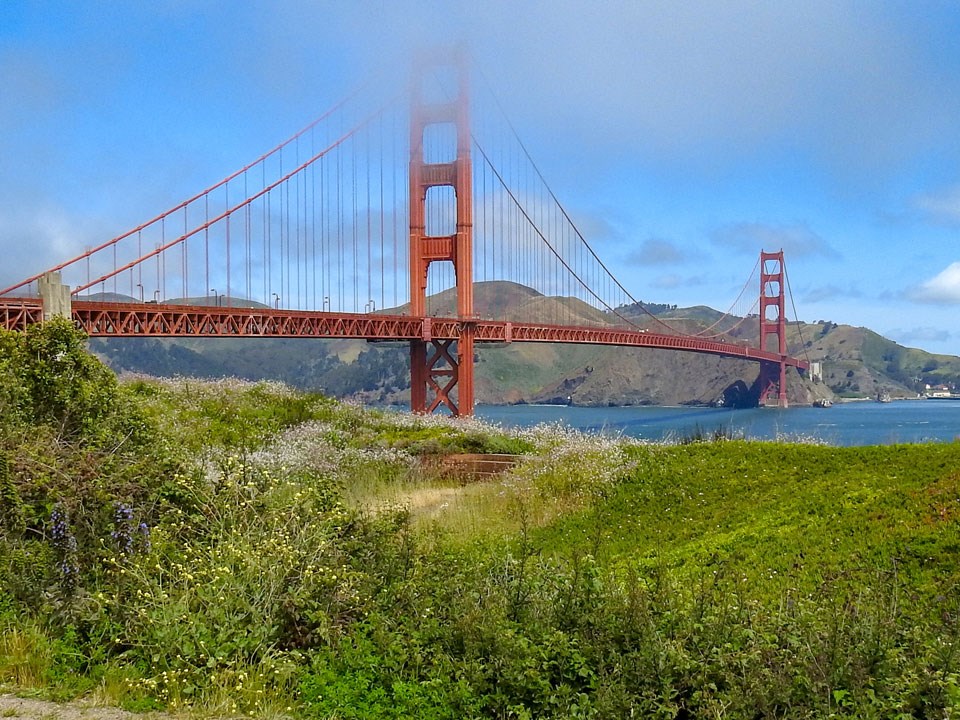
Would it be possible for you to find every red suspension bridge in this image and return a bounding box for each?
[0,49,808,415]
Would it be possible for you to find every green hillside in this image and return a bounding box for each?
[790,322,960,398]
[539,441,960,592]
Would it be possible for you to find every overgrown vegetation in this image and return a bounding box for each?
[2,321,960,717]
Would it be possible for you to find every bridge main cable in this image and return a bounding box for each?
[0,85,383,298]
[474,67,689,335]
[71,101,398,297]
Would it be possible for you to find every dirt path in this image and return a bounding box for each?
[0,694,154,720]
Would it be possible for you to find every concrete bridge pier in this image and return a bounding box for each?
[38,272,72,321]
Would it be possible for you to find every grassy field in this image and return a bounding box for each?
[2,321,960,718]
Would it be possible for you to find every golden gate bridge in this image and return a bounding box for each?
[0,49,808,415]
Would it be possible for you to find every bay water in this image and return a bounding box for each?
[476,399,960,446]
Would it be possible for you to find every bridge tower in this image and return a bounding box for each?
[408,49,475,415]
[758,250,788,407]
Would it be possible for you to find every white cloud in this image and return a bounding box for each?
[233,0,960,179]
[652,273,707,290]
[712,222,837,258]
[566,209,623,245]
[0,203,110,291]
[625,238,686,266]
[802,284,862,303]
[915,185,960,224]
[909,262,960,304]
[887,326,954,345]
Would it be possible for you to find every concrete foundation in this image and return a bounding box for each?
[38,272,72,321]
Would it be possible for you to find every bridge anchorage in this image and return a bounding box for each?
[0,49,808,414]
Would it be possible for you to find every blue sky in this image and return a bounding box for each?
[3,1,960,354]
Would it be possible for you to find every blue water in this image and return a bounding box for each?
[475,399,960,446]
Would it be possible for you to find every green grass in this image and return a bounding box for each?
[534,441,960,597]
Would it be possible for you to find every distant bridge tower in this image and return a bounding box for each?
[758,250,788,407]
[409,49,475,415]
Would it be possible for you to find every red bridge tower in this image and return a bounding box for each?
[408,50,475,415]
[758,250,789,407]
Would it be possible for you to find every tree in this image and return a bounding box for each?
[0,318,146,445]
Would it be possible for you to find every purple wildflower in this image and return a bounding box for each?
[50,505,80,595]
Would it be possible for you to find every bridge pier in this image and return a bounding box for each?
[38,272,72,321]
[410,334,474,415]
[759,360,788,408]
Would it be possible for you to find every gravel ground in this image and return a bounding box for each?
[0,694,158,720]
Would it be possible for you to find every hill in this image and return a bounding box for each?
[87,281,960,407]
[85,291,270,308]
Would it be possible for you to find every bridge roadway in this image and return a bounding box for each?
[0,298,809,370]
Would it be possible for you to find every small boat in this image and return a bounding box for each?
[813,398,833,408]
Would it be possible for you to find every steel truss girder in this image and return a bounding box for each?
[0,299,808,372]
[0,299,43,328]
[0,298,808,370]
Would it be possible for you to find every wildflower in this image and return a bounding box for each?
[50,504,80,595]
[111,502,135,555]
[138,522,152,552]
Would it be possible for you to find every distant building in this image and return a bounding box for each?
[809,361,823,382]
[925,384,953,398]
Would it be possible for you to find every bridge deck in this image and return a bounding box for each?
[0,298,808,370]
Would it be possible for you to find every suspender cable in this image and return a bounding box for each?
[73,107,394,296]
[204,195,209,302]
[160,217,166,301]
[366,123,373,310]
[183,207,188,300]
[225,183,231,306]
[267,190,272,305]
[311,130,317,310]
[279,147,286,308]
[294,138,301,309]
[352,131,359,312]
[379,114,385,312]
[337,133,343,310]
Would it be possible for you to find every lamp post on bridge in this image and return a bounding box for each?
[273,293,280,309]
[136,283,144,303]
[210,288,219,307]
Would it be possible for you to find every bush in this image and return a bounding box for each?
[0,319,148,444]
[0,321,174,613]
